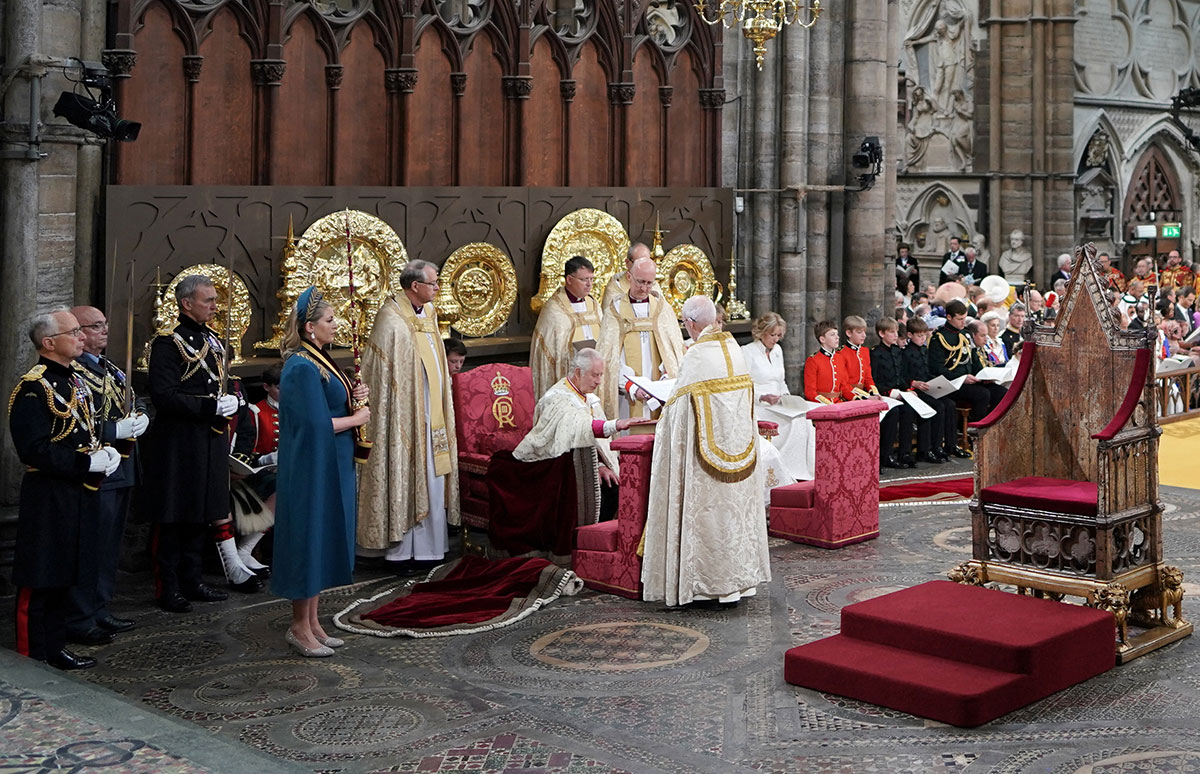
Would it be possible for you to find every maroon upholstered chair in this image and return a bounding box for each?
[451,364,536,536]
[572,434,654,599]
[768,400,886,548]
[955,242,1191,661]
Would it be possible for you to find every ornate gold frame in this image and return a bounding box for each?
[291,211,409,348]
[658,244,717,318]
[157,263,253,364]
[533,208,629,313]
[436,243,518,337]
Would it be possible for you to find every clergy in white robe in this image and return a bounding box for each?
[601,242,661,311]
[641,296,771,607]
[597,257,685,420]
[530,256,604,399]
[356,260,460,565]
[742,312,816,481]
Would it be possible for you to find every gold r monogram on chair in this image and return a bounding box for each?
[490,371,515,428]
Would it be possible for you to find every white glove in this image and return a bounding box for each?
[115,413,150,439]
[88,449,110,473]
[129,413,150,437]
[101,446,121,475]
[257,451,278,466]
[216,395,239,417]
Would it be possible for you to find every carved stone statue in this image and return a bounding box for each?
[902,0,975,173]
[998,229,1033,280]
[906,86,938,168]
[928,216,951,256]
[971,232,991,268]
[945,89,973,170]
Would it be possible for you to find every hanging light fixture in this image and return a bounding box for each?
[693,0,821,71]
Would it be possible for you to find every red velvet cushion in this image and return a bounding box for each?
[770,481,816,509]
[575,521,620,552]
[478,430,525,456]
[980,476,1098,516]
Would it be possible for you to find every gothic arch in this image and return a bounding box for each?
[897,183,973,257]
[1122,143,1182,227]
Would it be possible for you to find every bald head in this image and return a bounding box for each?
[627,242,651,268]
[71,305,107,355]
[630,257,657,302]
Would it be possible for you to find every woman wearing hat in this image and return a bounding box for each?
[272,287,370,657]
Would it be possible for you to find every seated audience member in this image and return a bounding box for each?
[1175,286,1195,335]
[743,312,814,481]
[871,317,917,469]
[1028,289,1046,321]
[965,319,1008,409]
[444,338,467,376]
[803,321,842,403]
[902,318,952,463]
[1000,302,1025,356]
[980,310,1009,365]
[928,300,999,430]
[1050,253,1072,285]
[834,315,877,400]
[965,285,984,318]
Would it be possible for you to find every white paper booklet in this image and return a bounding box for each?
[888,389,938,419]
[921,375,966,399]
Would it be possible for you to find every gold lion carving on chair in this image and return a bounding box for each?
[1131,565,1187,630]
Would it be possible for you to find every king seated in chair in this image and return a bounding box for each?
[486,348,641,564]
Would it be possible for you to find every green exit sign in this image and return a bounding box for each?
[1162,223,1182,238]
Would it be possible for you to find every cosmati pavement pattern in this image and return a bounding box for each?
[5,470,1200,773]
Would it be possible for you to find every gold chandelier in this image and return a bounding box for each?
[694,0,821,71]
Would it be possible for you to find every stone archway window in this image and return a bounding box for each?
[1124,146,1180,226]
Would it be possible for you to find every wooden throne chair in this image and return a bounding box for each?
[451,364,537,542]
[951,242,1192,662]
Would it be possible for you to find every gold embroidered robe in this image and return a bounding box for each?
[530,287,603,399]
[596,294,685,419]
[357,298,460,550]
[639,327,771,607]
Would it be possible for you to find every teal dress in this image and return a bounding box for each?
[271,346,357,600]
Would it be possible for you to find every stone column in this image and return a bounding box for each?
[840,0,890,328]
[749,43,779,317]
[777,17,811,387]
[805,8,843,354]
[74,0,106,304]
[0,0,42,504]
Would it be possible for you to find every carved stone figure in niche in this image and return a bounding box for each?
[903,0,973,115]
[1079,183,1112,215]
[928,216,951,256]
[971,232,991,268]
[998,229,1032,280]
[905,86,937,168]
[1086,130,1110,168]
[646,0,688,46]
[945,89,973,171]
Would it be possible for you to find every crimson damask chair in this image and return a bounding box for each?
[767,400,887,548]
[452,364,537,541]
[572,434,654,599]
[951,242,1192,661]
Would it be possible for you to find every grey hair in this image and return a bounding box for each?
[1056,253,1072,268]
[980,310,1007,325]
[175,274,214,303]
[681,295,716,326]
[627,242,649,262]
[965,247,976,257]
[570,347,605,373]
[399,260,438,290]
[28,308,68,347]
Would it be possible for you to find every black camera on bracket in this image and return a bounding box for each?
[852,136,883,169]
[51,60,141,142]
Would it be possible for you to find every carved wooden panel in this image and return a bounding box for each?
[107,0,724,188]
[104,185,733,367]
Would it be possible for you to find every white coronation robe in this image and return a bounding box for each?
[742,340,815,481]
[514,377,618,475]
[641,327,771,606]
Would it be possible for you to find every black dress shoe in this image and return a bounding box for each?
[229,575,264,594]
[948,446,972,459]
[922,451,945,464]
[97,615,136,633]
[183,584,230,602]
[158,592,193,613]
[387,560,427,578]
[934,449,950,461]
[47,648,97,670]
[900,455,917,469]
[881,455,903,469]
[66,627,115,646]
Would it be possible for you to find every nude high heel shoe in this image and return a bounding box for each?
[285,629,334,658]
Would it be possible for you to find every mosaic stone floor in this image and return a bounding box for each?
[6,467,1200,773]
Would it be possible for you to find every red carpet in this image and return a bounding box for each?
[784,581,1115,727]
[879,475,973,503]
[333,556,584,638]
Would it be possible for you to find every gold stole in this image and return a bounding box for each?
[398,300,452,476]
[619,296,664,419]
[557,292,601,344]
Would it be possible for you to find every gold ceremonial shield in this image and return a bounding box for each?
[292,211,408,347]
[436,243,518,337]
[659,244,717,318]
[533,208,629,313]
[158,264,253,363]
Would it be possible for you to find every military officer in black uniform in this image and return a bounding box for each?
[66,305,149,645]
[928,300,1003,425]
[9,309,121,669]
[142,275,240,613]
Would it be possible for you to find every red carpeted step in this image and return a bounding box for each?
[784,635,1029,727]
[840,581,1114,681]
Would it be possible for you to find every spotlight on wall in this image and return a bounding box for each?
[51,61,141,142]
[851,136,883,191]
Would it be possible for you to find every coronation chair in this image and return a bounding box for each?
[951,243,1192,661]
[451,364,536,544]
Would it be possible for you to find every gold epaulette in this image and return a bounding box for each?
[8,364,47,415]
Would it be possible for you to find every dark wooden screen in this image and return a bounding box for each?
[104,0,724,188]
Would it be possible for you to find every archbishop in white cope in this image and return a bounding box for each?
[640,296,771,607]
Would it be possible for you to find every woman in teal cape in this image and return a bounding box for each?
[272,287,370,656]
